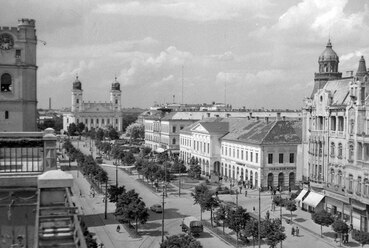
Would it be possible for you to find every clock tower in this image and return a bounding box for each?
[0,19,38,131]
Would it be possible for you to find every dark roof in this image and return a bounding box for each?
[223,120,302,145]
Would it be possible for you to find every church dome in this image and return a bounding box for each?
[73,76,82,90]
[111,77,120,91]
[319,39,339,62]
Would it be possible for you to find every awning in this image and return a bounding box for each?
[295,189,308,202]
[302,191,325,208]
[155,148,165,153]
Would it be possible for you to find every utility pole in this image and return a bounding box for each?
[161,185,165,243]
[258,187,261,248]
[104,180,108,219]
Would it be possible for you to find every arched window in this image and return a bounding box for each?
[5,111,9,119]
[338,170,342,186]
[349,174,353,192]
[330,142,335,157]
[330,169,335,184]
[1,73,12,92]
[338,143,343,158]
[357,176,362,195]
[349,144,354,161]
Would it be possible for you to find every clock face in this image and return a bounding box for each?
[0,33,14,50]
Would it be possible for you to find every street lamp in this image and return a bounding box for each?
[161,185,165,243]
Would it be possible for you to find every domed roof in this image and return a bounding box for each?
[73,76,82,90]
[111,77,120,91]
[319,39,339,62]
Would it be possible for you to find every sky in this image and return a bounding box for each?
[2,0,369,109]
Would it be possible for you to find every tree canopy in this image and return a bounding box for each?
[311,210,335,237]
[160,234,203,248]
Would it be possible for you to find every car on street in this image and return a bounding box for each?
[150,204,163,213]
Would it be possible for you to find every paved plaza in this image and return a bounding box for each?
[67,141,361,248]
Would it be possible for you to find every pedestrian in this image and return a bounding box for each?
[266,210,270,219]
[116,225,121,233]
[245,190,248,197]
[291,227,295,236]
[295,226,299,236]
[345,232,349,243]
[253,206,256,212]
[239,186,242,194]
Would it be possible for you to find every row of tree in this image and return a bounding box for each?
[192,183,286,247]
[63,140,108,186]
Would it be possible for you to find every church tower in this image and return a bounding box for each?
[356,56,368,80]
[312,39,342,97]
[71,76,83,112]
[0,19,38,131]
[110,77,121,111]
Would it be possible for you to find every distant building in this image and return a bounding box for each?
[0,19,38,131]
[179,118,302,189]
[63,77,124,132]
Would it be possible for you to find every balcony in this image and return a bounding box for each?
[324,183,346,195]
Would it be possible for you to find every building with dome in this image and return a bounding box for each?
[63,76,124,132]
[299,39,369,231]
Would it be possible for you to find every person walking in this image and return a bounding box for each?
[116,225,121,233]
[245,190,248,197]
[291,227,295,236]
[295,226,299,237]
[266,210,270,219]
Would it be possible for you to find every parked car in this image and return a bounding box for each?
[150,204,163,213]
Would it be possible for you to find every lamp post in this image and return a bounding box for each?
[161,185,165,243]
[258,187,261,248]
[104,180,108,220]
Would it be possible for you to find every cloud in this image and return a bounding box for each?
[94,0,272,22]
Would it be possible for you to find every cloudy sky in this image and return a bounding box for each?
[2,0,369,109]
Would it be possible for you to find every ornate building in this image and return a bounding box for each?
[0,19,38,131]
[63,77,124,132]
[301,39,369,230]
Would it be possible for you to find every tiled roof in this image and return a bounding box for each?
[323,79,351,106]
[223,120,302,145]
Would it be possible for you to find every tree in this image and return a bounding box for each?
[188,164,201,179]
[126,123,144,141]
[311,210,335,237]
[214,204,229,234]
[107,185,126,202]
[67,123,77,136]
[352,230,369,247]
[76,122,86,134]
[202,191,220,227]
[107,126,119,140]
[123,151,136,165]
[96,128,104,141]
[191,183,209,220]
[284,200,297,222]
[227,206,250,242]
[332,219,349,246]
[160,234,203,248]
[243,219,260,247]
[139,147,152,158]
[262,218,286,248]
[129,199,149,233]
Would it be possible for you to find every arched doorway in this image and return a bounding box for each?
[278,172,284,188]
[255,172,258,187]
[268,173,274,188]
[289,172,295,189]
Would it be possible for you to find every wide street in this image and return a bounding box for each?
[67,140,344,248]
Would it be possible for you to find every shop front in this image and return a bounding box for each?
[295,189,309,209]
[324,191,351,222]
[351,199,368,232]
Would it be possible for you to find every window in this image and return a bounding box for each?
[364,179,369,196]
[207,143,209,153]
[76,99,79,104]
[289,153,295,163]
[241,150,244,160]
[268,154,273,164]
[172,138,176,145]
[96,119,99,124]
[85,119,88,124]
[229,148,231,156]
[180,126,184,130]
[338,143,343,158]
[116,119,118,124]
[255,153,259,163]
[172,126,176,133]
[5,111,9,119]
[237,149,239,159]
[250,152,253,162]
[330,142,335,157]
[338,117,344,131]
[349,144,354,161]
[107,119,110,124]
[225,147,227,156]
[246,151,248,161]
[338,170,342,186]
[115,99,118,104]
[233,149,235,157]
[330,169,335,184]
[357,177,362,195]
[91,119,93,124]
[1,73,12,92]
[331,116,336,131]
[279,153,284,163]
[349,174,353,191]
[102,119,104,124]
[15,49,21,58]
